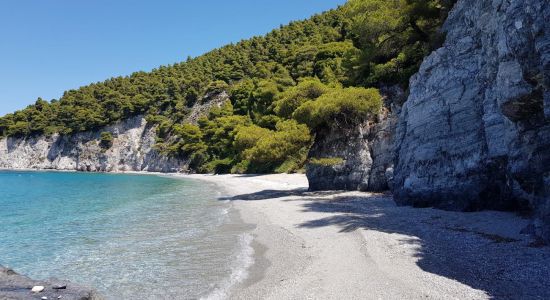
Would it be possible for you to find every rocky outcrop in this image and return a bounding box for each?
[0,91,234,173]
[393,0,550,239]
[185,91,230,124]
[0,115,187,172]
[307,86,404,191]
[0,266,102,300]
[306,121,375,191]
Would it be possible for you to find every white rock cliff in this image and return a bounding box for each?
[0,115,186,172]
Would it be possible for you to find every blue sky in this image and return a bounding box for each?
[0,0,346,116]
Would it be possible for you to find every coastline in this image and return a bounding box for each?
[2,170,550,299]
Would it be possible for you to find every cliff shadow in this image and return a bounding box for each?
[218,188,340,201]
[297,194,550,300]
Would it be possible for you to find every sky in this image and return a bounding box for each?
[0,0,346,116]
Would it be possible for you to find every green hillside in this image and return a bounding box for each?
[0,0,453,173]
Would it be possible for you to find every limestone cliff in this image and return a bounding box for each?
[393,0,550,239]
[306,0,550,242]
[0,115,187,172]
[307,86,404,191]
[0,91,231,173]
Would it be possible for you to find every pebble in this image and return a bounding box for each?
[41,297,48,300]
[31,285,45,293]
[53,285,67,290]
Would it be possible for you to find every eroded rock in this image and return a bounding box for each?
[307,86,403,191]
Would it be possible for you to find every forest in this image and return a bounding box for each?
[0,0,454,173]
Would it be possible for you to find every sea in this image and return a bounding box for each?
[0,170,253,299]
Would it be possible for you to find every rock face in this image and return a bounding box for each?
[0,91,233,173]
[0,115,187,172]
[0,266,102,300]
[185,91,230,124]
[393,0,550,239]
[307,87,404,191]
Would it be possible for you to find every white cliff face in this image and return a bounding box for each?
[0,115,187,172]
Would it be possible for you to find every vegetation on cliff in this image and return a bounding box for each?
[0,0,454,173]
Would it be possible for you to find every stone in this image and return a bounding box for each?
[306,120,374,191]
[0,266,102,299]
[53,285,67,290]
[307,86,403,192]
[392,0,550,241]
[0,115,188,173]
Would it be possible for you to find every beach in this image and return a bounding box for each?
[183,174,550,300]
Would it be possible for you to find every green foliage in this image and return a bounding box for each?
[205,80,229,96]
[239,120,312,173]
[309,157,345,166]
[99,132,114,149]
[0,0,453,174]
[293,87,382,129]
[233,125,272,152]
[343,0,453,86]
[274,78,331,118]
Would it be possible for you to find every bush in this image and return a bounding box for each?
[206,80,229,95]
[203,158,233,174]
[241,120,312,173]
[233,125,272,152]
[309,157,344,166]
[99,132,114,149]
[274,78,330,118]
[293,87,382,130]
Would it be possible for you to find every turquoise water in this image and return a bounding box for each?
[0,171,252,299]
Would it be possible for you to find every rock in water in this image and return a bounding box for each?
[0,266,102,299]
[393,0,550,241]
[53,285,67,290]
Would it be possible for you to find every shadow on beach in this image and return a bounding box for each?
[222,189,550,300]
[218,188,338,201]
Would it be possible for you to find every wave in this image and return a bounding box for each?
[203,232,255,300]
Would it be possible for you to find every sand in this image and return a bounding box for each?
[176,174,550,299]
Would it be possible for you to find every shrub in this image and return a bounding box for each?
[309,157,344,166]
[293,87,382,130]
[99,132,114,149]
[233,125,272,152]
[206,80,229,95]
[203,158,234,174]
[242,120,312,173]
[274,78,330,118]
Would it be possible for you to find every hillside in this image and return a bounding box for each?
[0,0,452,174]
[2,0,547,242]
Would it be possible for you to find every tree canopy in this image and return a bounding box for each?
[0,0,453,173]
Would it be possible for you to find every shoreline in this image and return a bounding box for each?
[2,170,550,299]
[178,174,313,299]
[182,174,550,300]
